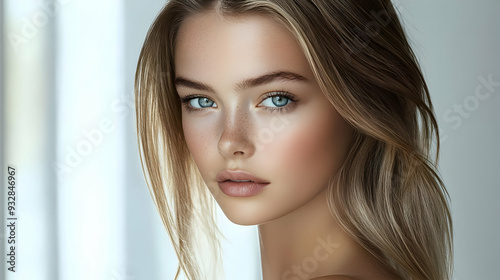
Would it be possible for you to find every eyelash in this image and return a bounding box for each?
[179,91,298,114]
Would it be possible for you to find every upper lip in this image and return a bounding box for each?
[216,170,269,184]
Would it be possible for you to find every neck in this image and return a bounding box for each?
[258,189,355,280]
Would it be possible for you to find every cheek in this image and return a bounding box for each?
[182,115,215,169]
[182,116,223,195]
[264,109,352,188]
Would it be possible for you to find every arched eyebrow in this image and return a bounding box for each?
[235,71,309,91]
[175,71,309,93]
[174,77,215,92]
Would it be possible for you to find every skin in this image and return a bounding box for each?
[174,9,398,280]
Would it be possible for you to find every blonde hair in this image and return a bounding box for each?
[135,0,453,279]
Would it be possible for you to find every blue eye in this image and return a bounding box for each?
[259,91,298,113]
[188,97,217,109]
[180,96,217,112]
[261,95,292,108]
[180,91,297,114]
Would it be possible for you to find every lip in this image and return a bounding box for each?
[216,170,270,197]
[216,170,269,184]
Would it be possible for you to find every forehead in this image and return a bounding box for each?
[174,10,315,83]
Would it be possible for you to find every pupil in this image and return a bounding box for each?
[199,98,213,107]
[273,96,288,107]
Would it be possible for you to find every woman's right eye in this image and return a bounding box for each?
[180,96,217,111]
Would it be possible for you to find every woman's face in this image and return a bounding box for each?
[175,10,354,225]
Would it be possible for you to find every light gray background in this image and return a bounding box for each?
[396,2,500,279]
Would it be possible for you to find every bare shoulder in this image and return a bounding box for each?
[310,276,355,280]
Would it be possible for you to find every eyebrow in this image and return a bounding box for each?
[174,71,309,93]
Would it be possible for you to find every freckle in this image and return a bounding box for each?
[224,110,253,139]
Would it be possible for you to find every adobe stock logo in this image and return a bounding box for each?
[340,8,392,61]
[255,115,292,151]
[8,0,73,53]
[441,74,499,142]
[281,234,340,280]
[51,94,135,180]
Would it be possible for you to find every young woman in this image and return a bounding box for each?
[135,1,453,279]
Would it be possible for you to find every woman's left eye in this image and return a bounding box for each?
[259,92,297,113]
[261,95,292,107]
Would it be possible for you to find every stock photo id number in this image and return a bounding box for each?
[5,166,18,273]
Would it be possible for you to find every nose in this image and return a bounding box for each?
[217,110,255,159]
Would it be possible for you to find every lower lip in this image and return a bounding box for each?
[217,181,269,197]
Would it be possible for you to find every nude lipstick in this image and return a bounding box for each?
[216,170,270,197]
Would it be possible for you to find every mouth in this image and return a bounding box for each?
[217,180,269,197]
[216,170,270,197]
[223,179,254,182]
[216,170,269,184]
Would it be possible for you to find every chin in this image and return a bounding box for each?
[226,216,260,226]
[217,198,292,226]
[217,201,275,226]
[219,205,264,226]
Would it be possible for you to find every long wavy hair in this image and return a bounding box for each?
[135,0,453,279]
